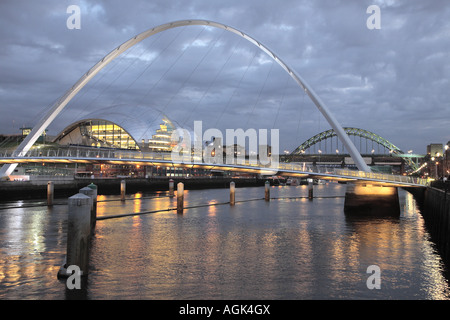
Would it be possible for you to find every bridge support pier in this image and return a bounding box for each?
[344,183,400,215]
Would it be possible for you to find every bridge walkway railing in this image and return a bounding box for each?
[0,147,429,186]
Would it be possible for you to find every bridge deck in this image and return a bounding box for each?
[0,149,428,188]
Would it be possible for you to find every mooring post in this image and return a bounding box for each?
[79,186,96,232]
[47,181,54,206]
[169,179,174,197]
[177,182,184,214]
[120,179,126,201]
[265,181,270,201]
[308,179,313,200]
[230,181,235,206]
[87,183,98,229]
[57,193,91,278]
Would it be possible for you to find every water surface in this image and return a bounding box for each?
[0,183,449,299]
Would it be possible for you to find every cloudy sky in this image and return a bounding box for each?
[0,0,449,154]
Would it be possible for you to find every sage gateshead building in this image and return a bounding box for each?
[53,106,181,152]
[47,106,196,178]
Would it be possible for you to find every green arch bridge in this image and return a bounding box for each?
[291,127,424,172]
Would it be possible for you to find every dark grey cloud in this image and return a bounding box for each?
[0,0,449,154]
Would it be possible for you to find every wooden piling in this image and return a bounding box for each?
[169,179,174,197]
[308,179,313,200]
[57,193,91,278]
[79,186,96,232]
[230,181,235,205]
[177,182,184,214]
[265,181,270,201]
[87,183,97,229]
[47,181,54,206]
[120,180,126,201]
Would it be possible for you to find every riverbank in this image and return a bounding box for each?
[406,186,450,267]
[0,176,268,200]
[422,187,450,267]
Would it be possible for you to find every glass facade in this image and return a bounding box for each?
[147,118,175,152]
[80,120,138,150]
[54,115,180,152]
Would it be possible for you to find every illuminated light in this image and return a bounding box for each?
[153,134,171,138]
[351,184,397,196]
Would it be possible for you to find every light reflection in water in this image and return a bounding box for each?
[0,184,449,299]
[0,204,68,299]
[207,200,218,217]
[133,193,142,215]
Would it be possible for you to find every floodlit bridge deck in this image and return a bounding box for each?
[0,148,428,188]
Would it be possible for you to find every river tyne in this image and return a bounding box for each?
[1,182,449,300]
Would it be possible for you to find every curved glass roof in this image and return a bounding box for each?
[54,105,191,150]
[80,105,178,142]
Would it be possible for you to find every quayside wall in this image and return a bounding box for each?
[408,186,450,266]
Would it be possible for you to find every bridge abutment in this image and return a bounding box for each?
[344,183,400,215]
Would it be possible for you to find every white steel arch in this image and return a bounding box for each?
[0,19,370,178]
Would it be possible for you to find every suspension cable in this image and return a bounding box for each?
[272,75,290,130]
[182,36,244,127]
[65,39,149,122]
[244,59,275,127]
[214,49,259,128]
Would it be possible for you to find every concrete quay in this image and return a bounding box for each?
[407,185,450,266]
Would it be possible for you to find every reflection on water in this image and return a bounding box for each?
[0,184,449,299]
